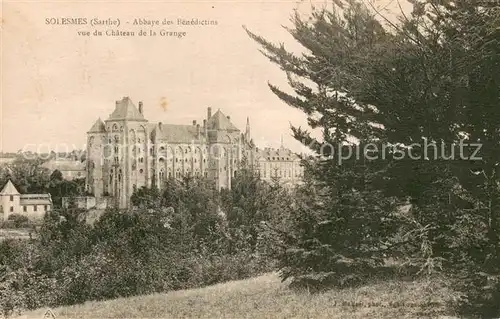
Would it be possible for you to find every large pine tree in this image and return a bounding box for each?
[246,0,500,313]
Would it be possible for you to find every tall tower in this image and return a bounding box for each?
[87,97,148,209]
[0,180,20,221]
[205,108,241,190]
[245,117,251,142]
[86,118,106,197]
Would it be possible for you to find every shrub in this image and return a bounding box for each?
[6,214,30,229]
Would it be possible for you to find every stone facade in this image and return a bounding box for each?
[86,97,256,209]
[62,196,111,210]
[254,146,305,189]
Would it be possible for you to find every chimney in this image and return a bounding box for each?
[193,120,197,126]
[159,122,162,131]
[138,101,143,114]
[207,107,212,120]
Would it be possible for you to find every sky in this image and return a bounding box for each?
[0,0,412,154]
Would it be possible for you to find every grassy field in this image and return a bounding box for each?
[17,272,460,319]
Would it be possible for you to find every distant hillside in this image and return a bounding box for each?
[18,273,459,319]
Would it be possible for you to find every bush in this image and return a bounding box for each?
[5,214,30,229]
[0,175,282,314]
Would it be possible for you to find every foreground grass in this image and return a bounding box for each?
[18,273,459,319]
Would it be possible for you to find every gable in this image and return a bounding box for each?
[0,180,20,195]
[108,97,145,121]
[206,110,239,131]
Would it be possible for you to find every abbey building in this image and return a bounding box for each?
[86,97,304,209]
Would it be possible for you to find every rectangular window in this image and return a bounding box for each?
[9,195,13,201]
[23,206,27,212]
[34,205,37,212]
[9,206,13,212]
[44,205,48,211]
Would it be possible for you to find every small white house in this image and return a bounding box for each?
[0,180,53,221]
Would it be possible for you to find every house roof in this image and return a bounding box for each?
[206,110,239,131]
[107,97,145,121]
[0,180,20,195]
[88,118,106,133]
[152,123,203,143]
[20,194,52,205]
[42,159,86,172]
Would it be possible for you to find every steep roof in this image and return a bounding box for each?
[206,110,239,131]
[152,124,202,143]
[88,118,106,133]
[0,180,20,195]
[108,97,145,121]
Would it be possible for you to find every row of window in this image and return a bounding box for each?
[263,163,300,169]
[8,205,49,212]
[261,169,303,178]
[158,158,207,163]
[158,171,209,179]
[9,196,52,204]
[158,146,207,154]
[266,157,293,161]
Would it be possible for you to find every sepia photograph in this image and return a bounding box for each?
[1,0,499,318]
